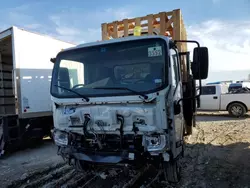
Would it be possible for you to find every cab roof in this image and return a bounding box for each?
[61,35,171,53]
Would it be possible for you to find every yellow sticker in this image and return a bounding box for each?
[134,26,142,36]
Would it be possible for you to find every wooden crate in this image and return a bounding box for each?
[101,9,188,81]
[101,9,187,52]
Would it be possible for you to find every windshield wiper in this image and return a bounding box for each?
[54,85,90,102]
[93,87,148,100]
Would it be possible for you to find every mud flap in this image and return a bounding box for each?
[0,115,21,156]
[182,78,195,136]
[0,117,7,156]
[0,123,5,156]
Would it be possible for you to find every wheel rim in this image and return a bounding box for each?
[231,105,243,116]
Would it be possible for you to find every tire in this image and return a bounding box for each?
[163,158,181,183]
[228,102,246,117]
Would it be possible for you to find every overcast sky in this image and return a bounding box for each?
[1,0,250,82]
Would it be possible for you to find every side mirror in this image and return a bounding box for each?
[50,58,56,63]
[192,47,209,80]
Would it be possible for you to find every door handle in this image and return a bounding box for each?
[213,96,218,99]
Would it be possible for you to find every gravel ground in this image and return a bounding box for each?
[1,113,250,188]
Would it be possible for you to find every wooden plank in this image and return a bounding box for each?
[103,10,173,26]
[153,14,160,19]
[166,16,173,30]
[159,12,166,35]
[113,22,118,38]
[181,17,187,51]
[173,9,187,81]
[173,9,181,48]
[147,14,154,35]
[135,18,141,26]
[140,23,161,28]
[123,19,129,37]
[101,23,108,40]
[165,11,173,16]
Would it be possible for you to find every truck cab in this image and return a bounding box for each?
[50,35,208,183]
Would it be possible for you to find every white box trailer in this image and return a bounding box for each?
[0,26,75,155]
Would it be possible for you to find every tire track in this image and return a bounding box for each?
[63,171,95,188]
[7,162,67,188]
[7,163,157,188]
[20,164,73,188]
[41,169,76,188]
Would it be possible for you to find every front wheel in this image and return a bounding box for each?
[162,158,181,183]
[228,102,246,117]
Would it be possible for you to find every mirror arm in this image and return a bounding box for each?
[174,40,200,48]
[174,40,203,107]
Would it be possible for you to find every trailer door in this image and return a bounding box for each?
[0,36,16,115]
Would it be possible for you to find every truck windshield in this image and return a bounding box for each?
[51,38,167,98]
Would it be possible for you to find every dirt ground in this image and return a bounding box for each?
[1,112,250,188]
[0,140,64,187]
[178,113,250,188]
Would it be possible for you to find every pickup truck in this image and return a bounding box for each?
[198,84,250,117]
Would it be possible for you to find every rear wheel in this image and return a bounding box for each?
[162,158,181,183]
[228,102,246,117]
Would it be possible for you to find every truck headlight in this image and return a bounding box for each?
[54,130,68,146]
[145,135,167,152]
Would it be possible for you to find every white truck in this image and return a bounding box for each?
[198,84,250,117]
[0,26,75,155]
[50,10,209,183]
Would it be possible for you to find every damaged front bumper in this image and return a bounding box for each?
[53,129,170,165]
[58,147,136,164]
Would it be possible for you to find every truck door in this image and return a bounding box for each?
[199,85,220,110]
[170,49,183,149]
